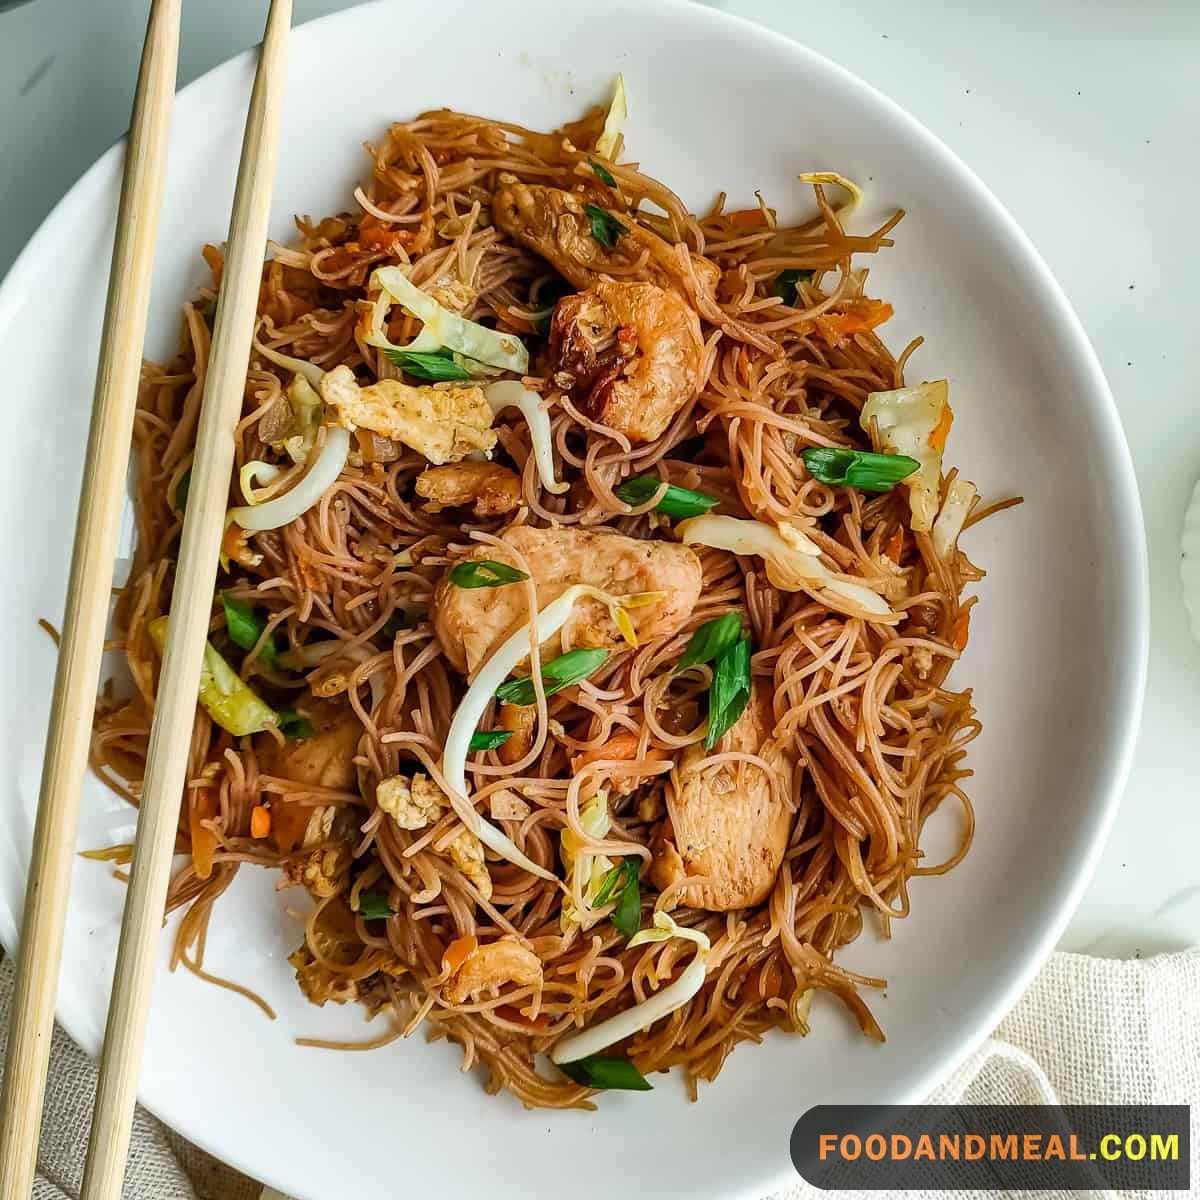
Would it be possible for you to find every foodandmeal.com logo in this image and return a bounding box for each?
[790,1104,1191,1191]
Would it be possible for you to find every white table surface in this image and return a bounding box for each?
[1,0,1194,973]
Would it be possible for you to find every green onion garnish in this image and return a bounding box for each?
[448,560,530,589]
[676,611,743,674]
[593,858,641,938]
[173,468,192,513]
[277,707,314,740]
[495,648,609,707]
[383,346,473,382]
[220,592,278,666]
[468,729,514,753]
[615,474,719,519]
[705,632,752,749]
[584,203,625,249]
[558,1054,652,1091]
[801,447,920,493]
[355,890,393,920]
[771,268,814,307]
[589,159,617,188]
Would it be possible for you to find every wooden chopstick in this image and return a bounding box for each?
[0,2,183,1193]
[78,3,293,1195]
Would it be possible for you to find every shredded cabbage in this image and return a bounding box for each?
[369,266,529,374]
[148,616,278,736]
[560,792,613,933]
[228,427,350,532]
[284,374,323,464]
[594,74,627,160]
[931,477,977,560]
[550,911,710,1064]
[860,380,951,532]
[485,380,569,494]
[798,171,863,209]
[676,513,895,619]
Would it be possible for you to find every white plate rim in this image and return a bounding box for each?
[0,1,1150,1196]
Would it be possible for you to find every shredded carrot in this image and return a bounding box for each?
[272,800,312,856]
[883,528,904,564]
[442,934,478,976]
[814,299,893,347]
[927,403,954,453]
[951,610,971,651]
[495,1004,551,1030]
[250,805,272,839]
[358,213,416,254]
[571,732,668,775]
[726,207,771,228]
[189,787,220,881]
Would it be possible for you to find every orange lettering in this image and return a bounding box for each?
[842,1135,861,1161]
[1023,1134,1043,1159]
[990,1134,1018,1159]
[818,1134,838,1161]
[964,1134,986,1160]
[1043,1134,1066,1161]
[892,1134,913,1160]
[865,1134,886,1161]
[1069,1134,1088,1161]
[914,1134,936,1161]
[938,1134,960,1159]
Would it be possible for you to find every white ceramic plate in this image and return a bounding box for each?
[0,1,1147,1197]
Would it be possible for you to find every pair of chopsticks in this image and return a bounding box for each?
[0,1,292,1194]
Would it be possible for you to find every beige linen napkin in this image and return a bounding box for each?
[1,948,1196,1199]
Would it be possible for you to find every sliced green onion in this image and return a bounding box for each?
[277,708,314,740]
[495,648,609,707]
[593,858,641,938]
[615,474,718,518]
[676,611,743,674]
[355,890,393,920]
[589,159,616,187]
[801,446,920,493]
[220,592,278,666]
[448,560,530,589]
[705,632,752,749]
[383,346,472,383]
[584,204,625,249]
[771,268,814,307]
[558,1053,652,1092]
[173,468,192,513]
[468,729,514,753]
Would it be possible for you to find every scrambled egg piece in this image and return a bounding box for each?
[320,364,496,465]
[279,805,352,899]
[376,772,444,830]
[448,830,492,901]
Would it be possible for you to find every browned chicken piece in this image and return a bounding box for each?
[415,461,523,517]
[320,364,497,464]
[444,936,543,1004]
[492,177,719,297]
[255,698,361,792]
[551,280,703,443]
[651,686,794,911]
[497,702,536,765]
[432,525,703,676]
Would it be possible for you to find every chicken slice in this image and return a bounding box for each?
[492,177,719,297]
[432,525,703,675]
[320,363,496,465]
[651,686,794,911]
[415,461,522,517]
[256,698,361,792]
[551,280,703,443]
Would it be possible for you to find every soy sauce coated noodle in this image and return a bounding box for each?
[92,97,998,1108]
